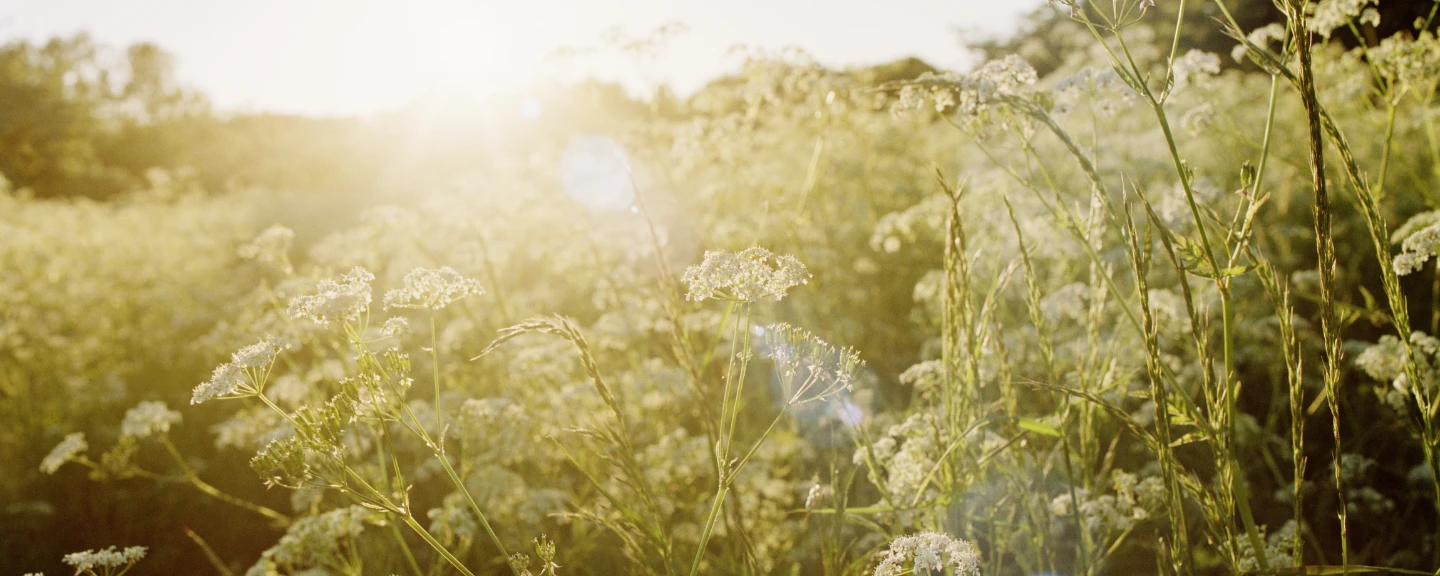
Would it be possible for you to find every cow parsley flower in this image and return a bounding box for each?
[287,267,374,324]
[1394,221,1440,276]
[383,267,484,310]
[1171,50,1221,91]
[892,55,1038,123]
[681,247,809,302]
[62,545,147,575]
[761,323,865,404]
[249,506,380,575]
[120,401,182,439]
[238,224,295,273]
[1053,66,1135,116]
[380,316,411,338]
[1369,33,1440,91]
[873,531,980,576]
[40,432,87,474]
[1356,335,1407,382]
[1232,23,1287,62]
[1050,472,1164,535]
[1237,521,1300,571]
[899,360,944,393]
[1307,0,1378,39]
[193,335,288,404]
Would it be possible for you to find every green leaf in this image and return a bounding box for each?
[1016,418,1062,437]
[1169,432,1208,447]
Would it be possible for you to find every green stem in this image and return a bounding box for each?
[431,313,443,434]
[160,436,291,527]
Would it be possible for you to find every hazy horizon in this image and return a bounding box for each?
[2,0,1045,117]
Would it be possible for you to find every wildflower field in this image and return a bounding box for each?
[10,1,1440,574]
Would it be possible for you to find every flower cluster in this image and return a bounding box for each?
[1307,0,1378,40]
[1393,220,1440,276]
[872,531,980,576]
[1232,23,1287,62]
[192,335,288,404]
[1237,521,1300,571]
[1356,331,1440,409]
[383,266,484,310]
[898,360,944,394]
[761,323,864,405]
[237,224,295,272]
[1053,66,1135,116]
[287,267,374,324]
[1370,33,1440,92]
[1050,471,1165,535]
[855,412,947,500]
[892,55,1038,122]
[1171,50,1221,91]
[680,247,809,302]
[40,432,87,474]
[62,545,147,575]
[119,401,182,439]
[380,316,411,338]
[247,506,380,576]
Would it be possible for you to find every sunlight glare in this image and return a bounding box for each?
[559,135,635,210]
[519,97,543,119]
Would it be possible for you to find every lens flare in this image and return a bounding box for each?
[559,135,634,210]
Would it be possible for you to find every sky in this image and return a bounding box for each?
[1,0,1045,117]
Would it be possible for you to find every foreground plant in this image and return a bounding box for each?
[62,545,147,576]
[195,265,520,576]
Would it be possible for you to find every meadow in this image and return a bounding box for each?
[7,1,1440,574]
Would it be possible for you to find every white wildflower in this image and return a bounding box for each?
[1395,222,1440,276]
[898,360,944,393]
[1053,66,1135,116]
[761,323,864,404]
[893,55,1037,123]
[1356,335,1407,382]
[1237,521,1300,571]
[62,545,147,574]
[1232,23,1287,62]
[249,506,380,574]
[1307,0,1378,39]
[804,483,828,509]
[383,267,484,310]
[1392,210,1440,244]
[1051,472,1160,535]
[193,335,288,404]
[380,316,411,338]
[1370,33,1440,90]
[1358,7,1380,28]
[873,531,980,576]
[680,247,810,302]
[1172,50,1221,90]
[40,432,87,474]
[287,267,374,324]
[119,401,182,439]
[238,224,295,272]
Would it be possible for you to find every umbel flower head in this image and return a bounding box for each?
[238,224,295,273]
[760,323,864,405]
[40,432,87,474]
[192,335,289,404]
[288,267,375,324]
[872,531,980,576]
[62,545,147,575]
[120,401,183,439]
[681,247,810,302]
[384,267,484,310]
